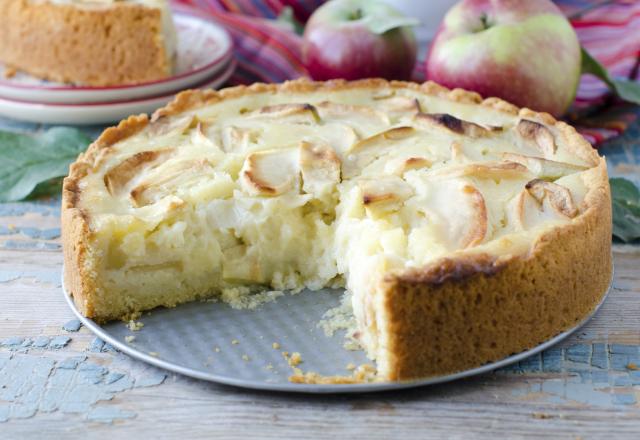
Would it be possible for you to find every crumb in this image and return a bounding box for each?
[214,346,221,352]
[272,342,280,349]
[627,362,638,370]
[281,351,289,359]
[532,412,554,419]
[317,293,356,337]
[124,335,135,343]
[265,364,274,370]
[221,286,284,310]
[127,320,144,331]
[289,364,377,384]
[288,352,302,367]
[148,351,159,357]
[242,354,250,362]
[231,339,239,345]
[346,363,356,371]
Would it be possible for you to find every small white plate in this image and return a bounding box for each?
[0,11,232,104]
[0,60,235,125]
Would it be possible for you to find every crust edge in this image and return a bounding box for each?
[379,157,611,380]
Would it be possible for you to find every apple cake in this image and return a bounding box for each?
[62,79,612,381]
[0,0,176,86]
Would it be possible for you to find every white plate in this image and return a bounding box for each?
[0,11,232,104]
[62,268,612,394]
[0,60,235,125]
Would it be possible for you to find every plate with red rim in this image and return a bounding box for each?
[0,59,235,125]
[0,10,233,104]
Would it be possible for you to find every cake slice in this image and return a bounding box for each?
[62,79,612,381]
[0,0,176,86]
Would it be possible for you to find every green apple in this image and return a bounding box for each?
[426,0,581,116]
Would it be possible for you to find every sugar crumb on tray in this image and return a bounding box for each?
[289,364,378,385]
[221,286,285,310]
[126,320,144,331]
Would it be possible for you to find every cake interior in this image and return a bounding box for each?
[74,85,598,364]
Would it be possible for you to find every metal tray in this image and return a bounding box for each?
[63,276,611,394]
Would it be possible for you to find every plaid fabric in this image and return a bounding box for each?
[173,0,640,147]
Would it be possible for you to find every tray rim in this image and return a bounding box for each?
[62,267,613,394]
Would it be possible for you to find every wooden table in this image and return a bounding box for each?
[1,114,639,438]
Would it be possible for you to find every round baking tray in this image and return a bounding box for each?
[63,272,612,394]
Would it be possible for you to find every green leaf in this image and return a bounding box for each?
[341,1,419,35]
[610,177,640,242]
[363,15,420,35]
[275,6,304,35]
[0,127,92,202]
[581,47,640,105]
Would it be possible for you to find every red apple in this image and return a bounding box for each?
[303,0,418,81]
[426,0,581,117]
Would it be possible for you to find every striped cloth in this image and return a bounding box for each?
[173,0,640,147]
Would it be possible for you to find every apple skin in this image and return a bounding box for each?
[303,0,417,81]
[426,0,581,117]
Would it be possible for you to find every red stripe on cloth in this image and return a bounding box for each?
[572,10,640,28]
[219,14,305,70]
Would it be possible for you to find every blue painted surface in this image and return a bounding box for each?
[502,343,640,406]
[62,319,82,333]
[48,336,72,349]
[0,269,62,287]
[0,345,167,424]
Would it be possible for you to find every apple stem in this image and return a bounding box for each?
[349,8,363,21]
[480,13,491,30]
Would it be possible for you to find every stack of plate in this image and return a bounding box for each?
[0,11,235,125]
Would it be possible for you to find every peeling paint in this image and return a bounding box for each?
[88,337,117,354]
[62,319,82,333]
[32,336,50,348]
[49,336,71,349]
[0,269,62,287]
[0,226,61,240]
[1,240,61,251]
[17,227,61,240]
[0,350,167,424]
[503,343,640,407]
[0,201,60,217]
